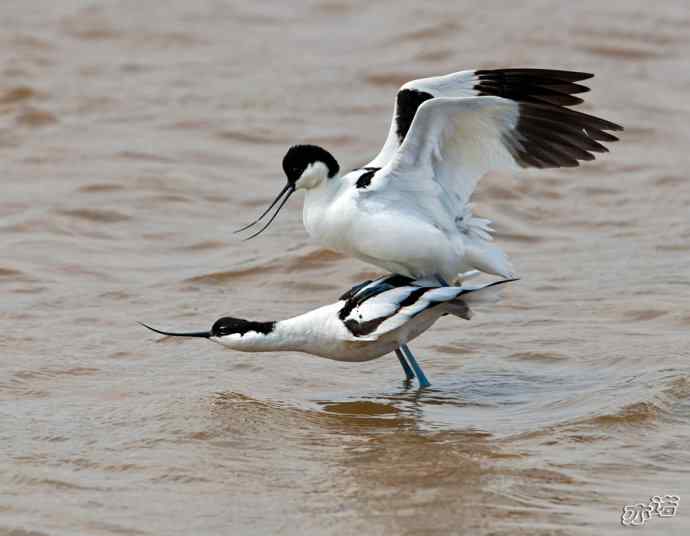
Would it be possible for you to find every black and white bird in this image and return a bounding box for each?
[237,68,622,283]
[141,275,515,387]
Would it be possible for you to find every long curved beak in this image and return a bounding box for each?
[139,321,211,338]
[234,183,295,240]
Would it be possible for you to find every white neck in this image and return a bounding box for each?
[213,305,338,356]
[302,172,343,239]
[295,161,330,190]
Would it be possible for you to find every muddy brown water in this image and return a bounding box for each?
[2,1,690,534]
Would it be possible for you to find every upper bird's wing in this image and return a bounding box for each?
[363,94,622,217]
[365,68,619,169]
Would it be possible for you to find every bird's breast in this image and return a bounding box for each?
[303,188,356,253]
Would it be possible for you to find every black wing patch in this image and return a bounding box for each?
[355,167,381,189]
[471,69,622,168]
[474,68,593,107]
[395,88,434,143]
[343,316,387,338]
[338,275,433,338]
[338,274,415,322]
[394,69,620,163]
[342,288,430,338]
[509,102,622,168]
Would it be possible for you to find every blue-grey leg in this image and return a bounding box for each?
[395,348,415,381]
[401,344,431,388]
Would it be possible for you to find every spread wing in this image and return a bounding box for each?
[366,68,618,169]
[363,95,622,214]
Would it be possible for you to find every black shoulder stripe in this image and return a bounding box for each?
[338,275,420,325]
[340,286,440,338]
[395,88,434,142]
[344,317,387,338]
[397,287,429,308]
[355,168,380,189]
[338,284,388,320]
[378,274,416,287]
[339,279,373,301]
[338,299,356,322]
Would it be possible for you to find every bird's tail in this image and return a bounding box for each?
[458,204,515,278]
[445,278,517,320]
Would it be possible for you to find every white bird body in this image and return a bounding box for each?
[141,275,513,364]
[212,301,438,362]
[303,166,484,281]
[239,68,622,282]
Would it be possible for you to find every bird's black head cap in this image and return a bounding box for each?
[282,144,339,185]
[211,317,276,337]
[234,145,339,240]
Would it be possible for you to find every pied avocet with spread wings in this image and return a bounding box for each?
[237,68,622,283]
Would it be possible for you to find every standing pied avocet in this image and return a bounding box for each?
[140,275,515,388]
[236,68,622,282]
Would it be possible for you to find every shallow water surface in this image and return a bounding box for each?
[2,1,690,534]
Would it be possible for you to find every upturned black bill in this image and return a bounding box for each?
[235,183,295,240]
[139,321,211,338]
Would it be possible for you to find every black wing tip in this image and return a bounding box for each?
[595,131,620,142]
[476,68,594,82]
[485,277,520,288]
[473,68,601,108]
[512,101,623,168]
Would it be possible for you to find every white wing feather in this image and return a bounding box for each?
[383,96,521,208]
[341,285,463,341]
[324,69,621,279]
[367,69,479,168]
[340,279,515,341]
[365,68,618,170]
[367,287,463,337]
